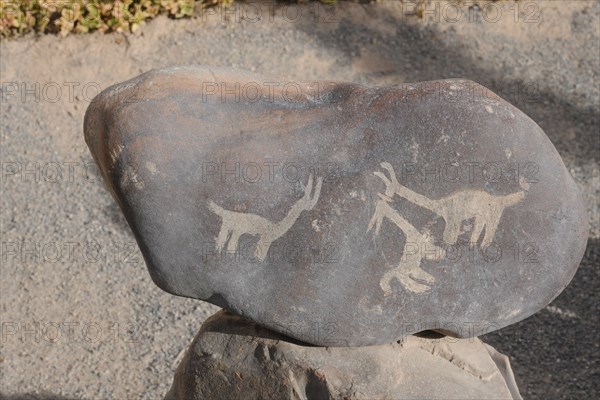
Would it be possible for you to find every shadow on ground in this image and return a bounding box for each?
[483,238,600,399]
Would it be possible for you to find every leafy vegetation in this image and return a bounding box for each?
[0,0,310,37]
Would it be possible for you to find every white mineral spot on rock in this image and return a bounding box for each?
[410,138,420,162]
[146,162,158,174]
[436,134,450,144]
[120,165,144,190]
[485,105,494,114]
[505,149,512,159]
[312,219,321,232]
[500,308,522,320]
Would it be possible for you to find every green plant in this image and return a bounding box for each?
[0,0,353,38]
[0,0,235,37]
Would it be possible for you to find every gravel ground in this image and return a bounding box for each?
[1,1,598,399]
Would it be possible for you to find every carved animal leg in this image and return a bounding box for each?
[380,266,433,295]
[227,230,241,253]
[470,218,487,246]
[254,238,272,262]
[409,266,435,285]
[443,220,462,245]
[398,272,432,294]
[381,248,435,295]
[379,270,394,295]
[216,228,231,252]
[481,214,500,247]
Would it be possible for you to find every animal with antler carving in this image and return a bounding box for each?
[209,174,323,262]
[374,162,524,247]
[368,193,445,294]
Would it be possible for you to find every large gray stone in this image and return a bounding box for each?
[84,66,588,346]
[165,311,522,400]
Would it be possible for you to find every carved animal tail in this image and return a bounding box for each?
[208,201,224,216]
[503,191,525,206]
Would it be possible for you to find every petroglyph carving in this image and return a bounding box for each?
[209,174,323,262]
[370,161,525,295]
[368,193,445,294]
[375,162,524,247]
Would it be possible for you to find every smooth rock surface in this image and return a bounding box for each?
[84,66,588,346]
[165,311,522,400]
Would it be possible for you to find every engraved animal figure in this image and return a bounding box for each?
[374,162,524,247]
[209,174,323,262]
[368,193,445,294]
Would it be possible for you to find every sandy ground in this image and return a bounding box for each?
[0,1,598,398]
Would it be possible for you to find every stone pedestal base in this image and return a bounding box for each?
[166,311,521,400]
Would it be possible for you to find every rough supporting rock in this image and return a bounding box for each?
[165,311,522,400]
[84,66,588,346]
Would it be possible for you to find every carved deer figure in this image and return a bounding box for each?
[369,193,445,294]
[209,174,323,262]
[374,162,524,247]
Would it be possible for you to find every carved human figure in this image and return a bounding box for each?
[209,174,323,261]
[369,193,445,294]
[374,162,524,247]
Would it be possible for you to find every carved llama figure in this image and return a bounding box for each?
[369,193,445,294]
[374,162,524,247]
[209,174,323,261]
